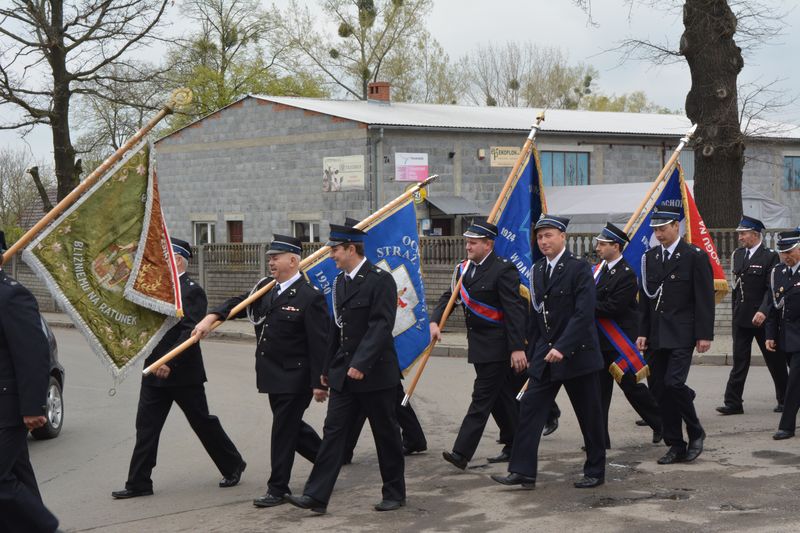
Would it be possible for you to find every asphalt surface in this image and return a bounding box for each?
[31,328,800,532]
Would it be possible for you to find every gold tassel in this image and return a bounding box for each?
[714,278,729,304]
[519,284,530,302]
[608,363,625,384]
[635,365,650,383]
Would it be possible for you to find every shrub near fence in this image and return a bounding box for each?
[9,230,791,333]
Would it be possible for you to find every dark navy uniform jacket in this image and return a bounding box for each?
[431,251,527,364]
[528,250,603,382]
[638,239,715,349]
[766,264,800,353]
[214,276,329,394]
[324,260,400,393]
[731,244,779,329]
[0,270,49,428]
[142,274,208,388]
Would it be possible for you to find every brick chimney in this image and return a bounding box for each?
[367,81,391,103]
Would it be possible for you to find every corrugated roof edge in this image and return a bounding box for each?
[155,94,800,143]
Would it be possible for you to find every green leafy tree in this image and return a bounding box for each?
[165,0,327,131]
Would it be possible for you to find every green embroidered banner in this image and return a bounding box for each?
[23,140,180,379]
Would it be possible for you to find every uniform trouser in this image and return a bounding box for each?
[599,350,662,448]
[509,369,605,479]
[495,371,560,452]
[0,425,59,533]
[125,383,243,490]
[778,351,800,432]
[304,386,405,505]
[267,392,321,496]
[453,361,519,460]
[345,383,427,459]
[724,325,789,408]
[648,348,704,451]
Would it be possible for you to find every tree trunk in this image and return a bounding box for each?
[48,0,78,202]
[681,0,744,228]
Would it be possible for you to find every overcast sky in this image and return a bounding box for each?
[3,0,799,165]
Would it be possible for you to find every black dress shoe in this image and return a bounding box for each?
[635,419,649,427]
[442,450,468,470]
[111,488,154,499]
[716,405,744,415]
[652,430,662,444]
[685,431,706,462]
[402,445,427,456]
[490,473,536,489]
[253,493,286,508]
[487,450,512,463]
[219,461,246,488]
[574,476,604,489]
[773,429,795,440]
[374,499,406,511]
[542,418,559,436]
[774,404,784,413]
[657,448,687,465]
[285,494,327,514]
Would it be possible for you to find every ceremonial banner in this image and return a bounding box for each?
[303,200,430,372]
[23,140,181,379]
[623,166,683,279]
[681,179,729,301]
[624,164,728,300]
[492,143,547,298]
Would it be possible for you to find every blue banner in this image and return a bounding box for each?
[623,166,683,279]
[493,147,546,292]
[303,200,430,372]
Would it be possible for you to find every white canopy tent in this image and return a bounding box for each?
[545,180,792,233]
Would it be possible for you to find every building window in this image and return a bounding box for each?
[539,151,590,186]
[227,220,243,243]
[193,222,215,245]
[784,156,800,190]
[293,221,320,243]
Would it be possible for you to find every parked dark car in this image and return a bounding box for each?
[31,316,65,440]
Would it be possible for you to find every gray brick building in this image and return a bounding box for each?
[154,83,800,244]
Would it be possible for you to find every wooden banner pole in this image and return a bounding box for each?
[514,124,698,401]
[1,88,193,265]
[143,174,439,375]
[402,112,546,406]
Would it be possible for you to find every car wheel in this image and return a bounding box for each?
[31,376,63,440]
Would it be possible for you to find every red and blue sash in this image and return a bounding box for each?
[458,260,504,324]
[593,263,649,383]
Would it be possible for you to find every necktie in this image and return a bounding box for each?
[743,249,751,268]
[469,263,477,279]
[545,263,552,285]
[663,249,670,263]
[270,284,280,305]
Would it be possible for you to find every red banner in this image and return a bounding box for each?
[680,176,729,302]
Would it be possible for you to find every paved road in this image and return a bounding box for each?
[32,328,800,532]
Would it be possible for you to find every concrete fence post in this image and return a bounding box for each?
[197,245,206,289]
